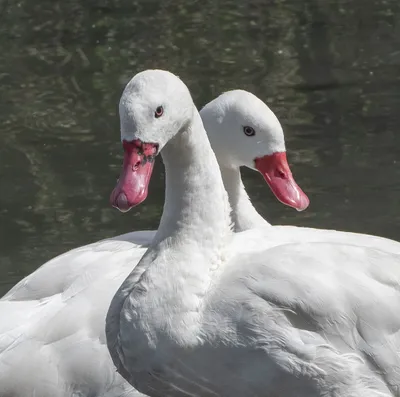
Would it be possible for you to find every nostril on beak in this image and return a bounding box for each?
[276,170,286,178]
[132,160,141,171]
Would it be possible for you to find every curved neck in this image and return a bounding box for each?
[153,111,232,250]
[106,105,234,380]
[119,110,232,320]
[220,165,270,232]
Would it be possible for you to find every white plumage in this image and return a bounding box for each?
[106,70,400,397]
[0,87,305,396]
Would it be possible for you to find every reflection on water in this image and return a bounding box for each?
[0,0,400,294]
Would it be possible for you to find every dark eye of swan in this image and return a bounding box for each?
[155,106,164,118]
[243,126,255,136]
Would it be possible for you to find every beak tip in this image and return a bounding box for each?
[296,193,310,212]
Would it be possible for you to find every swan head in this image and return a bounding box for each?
[111,69,195,212]
[200,90,309,211]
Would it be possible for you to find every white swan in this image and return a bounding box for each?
[202,91,400,254]
[0,89,307,396]
[106,69,400,397]
[201,90,309,231]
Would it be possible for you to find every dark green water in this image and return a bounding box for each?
[0,0,400,294]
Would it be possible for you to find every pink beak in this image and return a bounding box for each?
[110,139,158,212]
[255,152,309,211]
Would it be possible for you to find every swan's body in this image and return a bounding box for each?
[106,70,400,397]
[0,89,308,396]
[0,237,144,396]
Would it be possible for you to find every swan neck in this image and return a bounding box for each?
[105,100,233,381]
[220,165,270,231]
[150,109,232,256]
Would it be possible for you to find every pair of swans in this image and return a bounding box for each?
[106,70,400,397]
[0,84,306,396]
[2,69,400,397]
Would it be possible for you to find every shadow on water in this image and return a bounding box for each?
[0,0,400,293]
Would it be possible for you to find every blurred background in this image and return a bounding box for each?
[0,0,399,294]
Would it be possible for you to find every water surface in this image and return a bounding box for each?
[0,0,400,294]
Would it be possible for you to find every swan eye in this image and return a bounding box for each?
[155,106,164,118]
[243,126,255,136]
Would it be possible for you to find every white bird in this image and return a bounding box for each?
[201,89,309,231]
[106,69,400,397]
[0,87,307,396]
[202,91,400,253]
